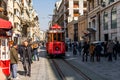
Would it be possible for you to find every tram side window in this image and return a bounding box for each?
[62,33,65,41]
[48,33,52,42]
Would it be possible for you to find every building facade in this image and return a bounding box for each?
[78,15,88,42]
[53,0,84,38]
[28,9,40,42]
[13,0,22,44]
[0,0,8,20]
[7,0,40,44]
[40,30,46,42]
[101,0,120,41]
[67,0,87,42]
[87,0,101,42]
[87,0,120,42]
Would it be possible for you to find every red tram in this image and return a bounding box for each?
[46,24,66,57]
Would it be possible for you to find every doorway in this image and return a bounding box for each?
[104,34,108,41]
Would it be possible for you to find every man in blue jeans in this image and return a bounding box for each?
[10,43,19,79]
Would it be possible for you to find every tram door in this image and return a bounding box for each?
[0,38,10,76]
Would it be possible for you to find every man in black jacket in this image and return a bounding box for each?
[22,40,32,77]
[82,41,89,62]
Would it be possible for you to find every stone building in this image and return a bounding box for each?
[0,0,8,20]
[7,0,40,43]
[53,0,84,38]
[101,0,120,41]
[87,0,101,42]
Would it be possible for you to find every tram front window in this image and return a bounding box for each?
[54,33,57,41]
[58,33,61,41]
[53,33,64,42]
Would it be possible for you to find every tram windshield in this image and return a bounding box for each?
[48,33,64,42]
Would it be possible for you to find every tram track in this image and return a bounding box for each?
[62,59,92,80]
[51,59,67,80]
[50,58,92,80]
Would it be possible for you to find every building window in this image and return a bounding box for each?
[74,23,78,41]
[111,33,117,40]
[111,7,117,29]
[109,0,114,3]
[97,0,100,5]
[92,0,94,9]
[89,22,91,28]
[103,12,108,30]
[92,19,95,28]
[74,1,79,8]
[74,10,79,17]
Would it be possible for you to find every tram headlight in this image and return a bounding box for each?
[55,47,59,51]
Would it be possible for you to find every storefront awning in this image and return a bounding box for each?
[0,18,12,29]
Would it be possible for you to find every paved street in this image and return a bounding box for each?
[16,48,120,80]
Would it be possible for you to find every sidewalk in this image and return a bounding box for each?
[17,48,59,80]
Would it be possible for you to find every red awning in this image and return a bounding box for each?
[0,18,12,29]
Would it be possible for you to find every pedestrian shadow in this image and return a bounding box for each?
[17,70,25,76]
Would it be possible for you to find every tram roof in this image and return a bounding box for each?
[47,30,64,33]
[50,24,62,29]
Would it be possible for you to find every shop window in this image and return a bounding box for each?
[111,7,117,29]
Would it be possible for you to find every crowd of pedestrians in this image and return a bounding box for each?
[10,39,43,80]
[66,40,120,62]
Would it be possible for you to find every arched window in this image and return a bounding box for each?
[111,7,117,29]
[103,12,108,30]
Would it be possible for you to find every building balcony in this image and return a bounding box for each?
[87,27,96,32]
[83,7,87,11]
[65,7,69,13]
[14,0,21,8]
[74,14,79,17]
[65,0,69,5]
[0,12,8,20]
[0,7,4,12]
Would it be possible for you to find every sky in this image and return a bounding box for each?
[33,0,58,31]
